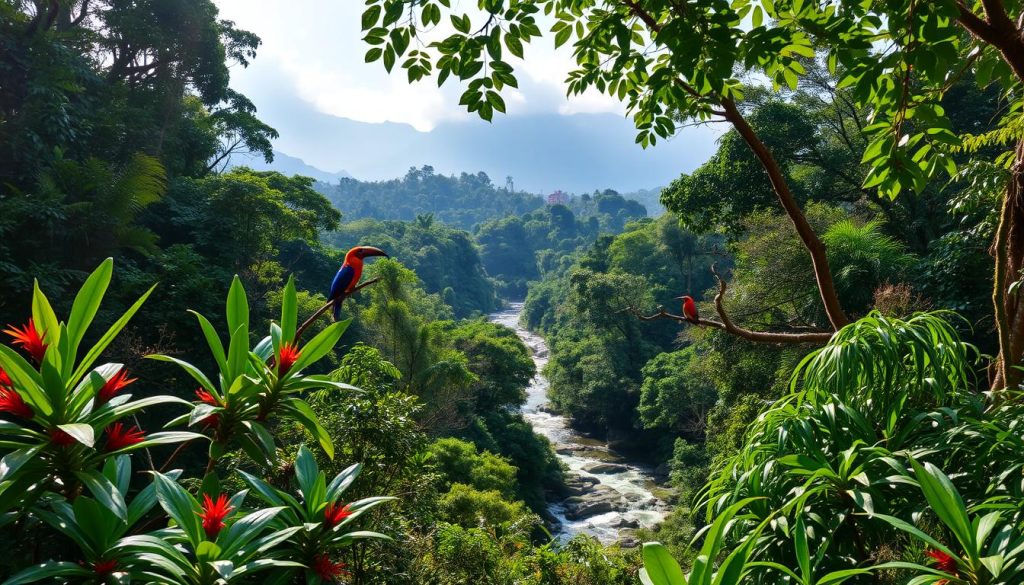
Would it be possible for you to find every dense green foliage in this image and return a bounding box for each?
[476,191,647,297]
[317,167,544,230]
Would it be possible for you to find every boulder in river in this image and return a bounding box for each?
[582,462,629,474]
[562,474,599,496]
[564,499,615,520]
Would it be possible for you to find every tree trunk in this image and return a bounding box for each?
[991,139,1024,392]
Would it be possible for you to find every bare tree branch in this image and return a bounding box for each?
[630,266,834,345]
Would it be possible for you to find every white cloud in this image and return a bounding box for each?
[214,0,628,129]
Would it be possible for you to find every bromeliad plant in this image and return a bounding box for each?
[0,259,200,520]
[641,311,1024,585]
[237,445,395,584]
[156,275,357,469]
[0,261,393,584]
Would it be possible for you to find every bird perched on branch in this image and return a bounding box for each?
[676,295,699,324]
[330,246,389,320]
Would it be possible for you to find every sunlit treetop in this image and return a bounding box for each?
[360,0,1014,200]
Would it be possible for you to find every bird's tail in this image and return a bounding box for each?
[332,298,342,321]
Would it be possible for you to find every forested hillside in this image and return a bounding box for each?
[317,167,544,230]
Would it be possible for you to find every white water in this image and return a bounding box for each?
[490,303,669,544]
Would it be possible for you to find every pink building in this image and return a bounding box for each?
[547,190,569,205]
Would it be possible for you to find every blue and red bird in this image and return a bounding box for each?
[330,246,389,320]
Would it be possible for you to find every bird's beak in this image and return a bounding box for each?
[358,246,389,259]
[674,296,685,300]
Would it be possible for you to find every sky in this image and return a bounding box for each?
[213,0,720,193]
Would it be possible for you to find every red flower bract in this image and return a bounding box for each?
[97,368,136,404]
[195,388,219,406]
[0,387,33,419]
[104,423,145,451]
[278,342,301,376]
[312,554,349,581]
[49,429,76,447]
[91,559,117,574]
[323,502,353,528]
[4,319,48,363]
[926,549,959,575]
[0,366,12,388]
[199,493,233,540]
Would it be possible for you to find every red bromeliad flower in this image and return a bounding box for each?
[104,423,145,451]
[49,428,76,447]
[278,342,301,376]
[91,559,118,574]
[0,387,33,419]
[0,366,12,388]
[926,549,959,581]
[97,368,137,404]
[199,493,233,540]
[312,554,349,581]
[4,319,47,363]
[323,502,353,528]
[195,389,221,428]
[195,388,220,405]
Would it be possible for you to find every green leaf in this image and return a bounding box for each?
[294,445,320,503]
[152,472,203,547]
[226,276,249,336]
[67,259,112,362]
[2,561,91,585]
[189,311,227,377]
[226,324,249,382]
[909,458,975,554]
[641,543,686,585]
[72,283,156,388]
[452,13,470,33]
[283,399,334,459]
[76,470,127,521]
[361,5,381,30]
[291,319,350,374]
[146,355,216,395]
[281,276,297,341]
[57,423,94,447]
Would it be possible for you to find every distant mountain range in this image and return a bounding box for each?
[231,150,352,183]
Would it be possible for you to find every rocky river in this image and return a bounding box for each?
[489,304,670,545]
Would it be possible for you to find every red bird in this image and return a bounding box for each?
[676,295,700,324]
[329,246,389,320]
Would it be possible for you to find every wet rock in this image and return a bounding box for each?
[582,462,629,474]
[654,463,671,479]
[538,403,560,414]
[562,474,599,496]
[564,499,614,520]
[609,516,640,529]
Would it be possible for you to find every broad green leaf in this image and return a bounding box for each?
[2,561,91,585]
[291,319,351,374]
[58,423,95,447]
[281,276,297,341]
[189,311,227,377]
[72,283,156,387]
[283,399,334,459]
[642,543,686,585]
[76,470,127,521]
[152,472,203,547]
[66,259,113,362]
[226,276,249,335]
